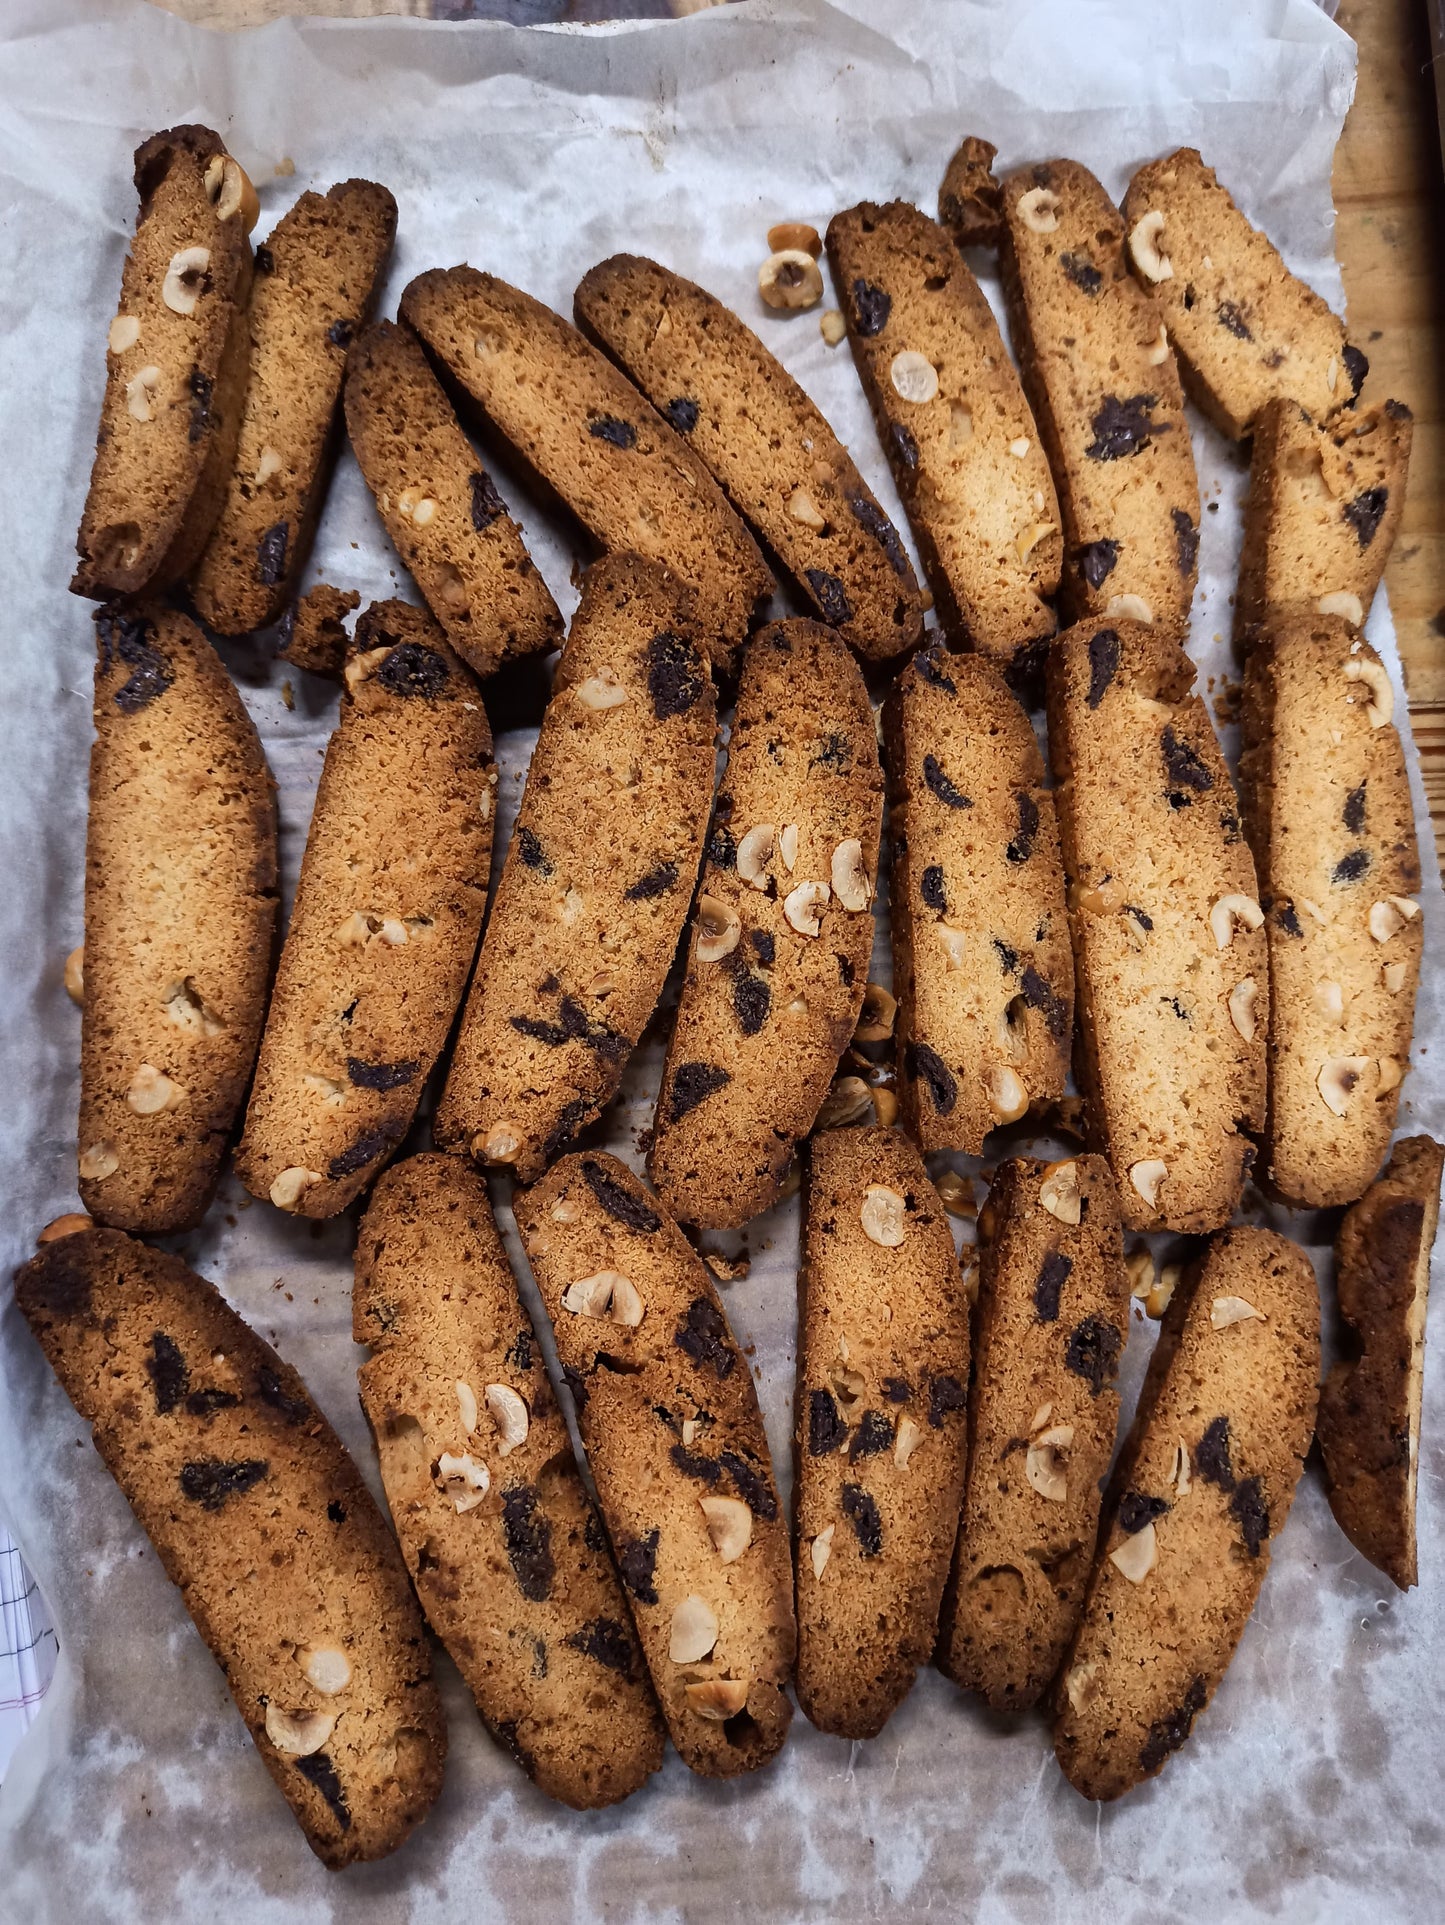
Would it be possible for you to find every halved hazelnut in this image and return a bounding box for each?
[785,881,830,935]
[1074,876,1125,915]
[64,946,84,1005]
[436,1451,490,1513]
[455,1380,479,1434]
[695,896,742,963]
[820,309,846,346]
[1319,591,1365,627]
[1146,324,1170,366]
[1343,656,1393,727]
[1109,1521,1157,1583]
[561,1270,645,1327]
[127,1063,183,1115]
[1105,593,1153,624]
[831,839,870,912]
[736,824,776,888]
[1146,1263,1180,1319]
[108,313,141,354]
[1064,1660,1099,1713]
[576,670,628,710]
[758,249,823,311]
[162,245,211,316]
[274,1166,325,1209]
[778,824,800,872]
[787,487,826,530]
[1017,186,1061,233]
[203,152,259,229]
[1129,1160,1168,1211]
[1128,209,1173,282]
[934,1168,975,1219]
[1318,1055,1372,1117]
[296,1645,351,1695]
[685,1678,749,1721]
[815,1076,873,1130]
[1039,1160,1082,1226]
[1377,1056,1404,1094]
[125,365,161,423]
[486,1383,529,1455]
[891,350,939,404]
[767,221,822,257]
[811,1523,836,1579]
[1228,977,1259,1042]
[894,1416,923,1468]
[860,1184,907,1248]
[1126,1248,1155,1300]
[1016,519,1059,563]
[987,1063,1028,1124]
[37,1213,94,1245]
[479,1121,522,1165]
[79,1143,119,1181]
[1210,893,1265,950]
[871,1085,899,1127]
[1211,1295,1265,1330]
[669,1593,719,1663]
[855,982,897,1045]
[264,1705,336,1757]
[699,1494,752,1562]
[1026,1423,1074,1503]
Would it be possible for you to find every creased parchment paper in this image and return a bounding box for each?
[2,0,1443,1918]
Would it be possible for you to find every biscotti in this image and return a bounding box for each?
[998,159,1200,636]
[354,1155,664,1806]
[400,266,773,670]
[1054,1227,1319,1800]
[514,1153,796,1777]
[647,619,882,1229]
[74,127,254,600]
[236,602,493,1217]
[575,253,924,661]
[1318,1135,1444,1590]
[1237,615,1421,1206]
[885,643,1072,1153]
[939,1155,1127,1710]
[15,1228,446,1867]
[1046,617,1267,1232]
[938,135,1004,249]
[281,583,359,677]
[436,554,716,1185]
[795,1129,970,1739]
[79,606,277,1234]
[190,180,397,633]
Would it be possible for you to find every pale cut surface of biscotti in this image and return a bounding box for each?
[1053,1226,1319,1802]
[514,1153,796,1777]
[190,180,397,633]
[74,126,254,600]
[344,321,563,677]
[436,554,716,1185]
[15,1228,446,1868]
[354,1155,665,1807]
[998,159,1199,636]
[236,602,494,1218]
[885,643,1073,1154]
[1318,1135,1444,1591]
[79,606,277,1234]
[795,1129,970,1740]
[1237,615,1422,1207]
[647,619,882,1230]
[825,200,1060,669]
[400,267,773,670]
[575,253,924,662]
[939,1155,1127,1711]
[1046,618,1266,1232]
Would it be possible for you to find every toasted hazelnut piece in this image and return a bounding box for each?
[1343,656,1393,727]
[436,1451,490,1513]
[1384,960,1409,994]
[1314,979,1345,1024]
[1126,1246,1155,1300]
[1016,518,1059,564]
[758,249,823,311]
[485,1382,529,1455]
[1377,1055,1404,1094]
[1209,893,1265,950]
[777,824,800,872]
[79,1143,120,1182]
[1146,323,1170,366]
[1026,1423,1074,1502]
[1129,1159,1168,1211]
[1211,1295,1266,1330]
[787,486,827,531]
[860,1183,907,1248]
[685,1678,750,1721]
[1039,1159,1082,1226]
[343,645,392,692]
[1105,593,1154,624]
[1109,1522,1158,1583]
[815,1076,873,1131]
[1064,1659,1100,1713]
[1317,1055,1372,1117]
[455,1379,479,1434]
[37,1213,95,1245]
[811,1523,836,1579]
[699,1494,752,1563]
[264,1705,337,1757]
[893,1415,923,1469]
[695,896,742,964]
[935,1168,975,1219]
[269,1166,322,1210]
[1008,436,1032,459]
[550,1197,581,1224]
[1074,876,1126,915]
[1017,185,1062,233]
[820,308,846,346]
[64,946,84,1006]
[478,1122,522,1165]
[1368,897,1417,943]
[1146,1263,1181,1319]
[576,669,628,711]
[987,1063,1028,1124]
[162,245,211,317]
[203,152,260,229]
[1301,897,1329,926]
[736,823,776,888]
[669,1593,719,1663]
[1128,209,1173,282]
[397,488,437,528]
[959,1254,980,1306]
[296,1644,352,1695]
[855,981,897,1045]
[831,839,870,912]
[936,925,968,969]
[125,365,161,423]
[871,1085,900,1128]
[108,313,141,355]
[127,1063,184,1115]
[561,1269,645,1327]
[252,444,285,489]
[1228,976,1259,1042]
[890,350,940,404]
[1319,591,1365,627]
[767,221,822,258]
[1170,1439,1192,1496]
[785,880,830,936]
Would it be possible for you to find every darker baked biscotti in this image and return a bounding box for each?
[281,582,359,677]
[938,135,1004,249]
[15,1228,446,1868]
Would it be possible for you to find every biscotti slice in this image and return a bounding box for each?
[354,1155,664,1806]
[236,602,494,1217]
[939,1155,1127,1710]
[280,583,359,677]
[74,127,255,599]
[825,200,1059,670]
[885,643,1073,1154]
[1318,1135,1444,1589]
[15,1228,446,1867]
[1237,615,1422,1206]
[646,620,881,1228]
[400,267,773,669]
[1122,148,1368,440]
[938,135,1004,249]
[514,1153,796,1777]
[1046,618,1266,1232]
[190,180,397,634]
[79,606,277,1234]
[795,1129,970,1739]
[998,160,1200,636]
[344,322,564,677]
[436,554,716,1185]
[1053,1226,1319,1801]
[575,254,924,662]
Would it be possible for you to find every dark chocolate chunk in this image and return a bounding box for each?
[625,860,679,901]
[1195,1416,1235,1490]
[184,1386,240,1418]
[718,1449,778,1520]
[543,1097,592,1163]
[583,1508,608,1554]
[1033,1250,1074,1323]
[1343,782,1367,833]
[1124,904,1154,932]
[566,1616,635,1677]
[750,929,776,966]
[295,1752,351,1831]
[493,1720,535,1777]
[837,953,855,987]
[849,1409,895,1462]
[501,1483,554,1602]
[907,1041,958,1116]
[588,414,637,448]
[470,470,505,530]
[808,1388,848,1456]
[1230,1475,1269,1556]
[1343,486,1388,549]
[1332,848,1370,884]
[708,824,737,869]
[1021,963,1068,1039]
[581,1158,661,1233]
[505,1326,533,1372]
[810,731,852,771]
[920,865,947,913]
[923,754,971,810]
[327,1123,402,1179]
[1061,251,1102,294]
[1006,791,1040,865]
[1086,628,1121,708]
[1172,507,1199,576]
[1118,1490,1171,1534]
[179,1458,268,1510]
[1275,900,1303,938]
[927,1374,966,1428]
[1161,726,1214,797]
[617,1528,659,1604]
[851,277,891,336]
[1342,343,1368,401]
[254,244,274,274]
[1215,299,1252,340]
[187,367,212,443]
[256,1363,311,1425]
[890,420,919,472]
[517,826,551,873]
[561,1363,589,1411]
[345,1056,419,1092]
[1076,540,1120,591]
[98,610,173,713]
[377,641,450,699]
[847,492,910,577]
[669,1443,721,1484]
[326,1499,347,1523]
[668,1060,730,1123]
[326,318,353,350]
[993,937,1020,974]
[882,1376,911,1403]
[648,629,704,720]
[257,521,289,586]
[841,1483,883,1556]
[915,646,955,693]
[146,1332,189,1414]
[805,568,853,627]
[733,971,770,1037]
[674,1297,735,1379]
[1064,1315,1121,1396]
[1086,394,1161,461]
[663,397,699,433]
[1138,1675,1208,1775]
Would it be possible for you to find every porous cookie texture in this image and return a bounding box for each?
[514,1153,796,1777]
[345,322,563,678]
[236,601,494,1218]
[15,1229,446,1867]
[74,126,254,600]
[825,199,1059,668]
[938,135,1004,249]
[1318,1135,1445,1590]
[885,643,1073,1154]
[190,180,397,633]
[401,266,774,670]
[647,620,882,1229]
[939,1155,1127,1711]
[354,1155,665,1806]
[1238,615,1422,1206]
[79,606,277,1234]
[436,554,716,1185]
[1046,617,1266,1232]
[280,582,359,677]
[795,1129,970,1739]
[998,159,1200,637]
[1054,1226,1319,1801]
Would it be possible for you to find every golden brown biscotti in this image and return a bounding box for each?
[280,582,359,677]
[1053,1227,1319,1801]
[354,1155,665,1806]
[514,1154,796,1777]
[795,1130,970,1739]
[938,135,1004,249]
[79,606,277,1234]
[15,1229,446,1868]
[1047,618,1267,1232]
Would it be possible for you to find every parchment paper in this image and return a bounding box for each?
[2,0,1443,1918]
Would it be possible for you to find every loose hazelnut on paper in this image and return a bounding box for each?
[767,221,822,259]
[758,249,823,312]
[64,946,84,1006]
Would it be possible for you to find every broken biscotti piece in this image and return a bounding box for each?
[938,135,1004,249]
[79,606,277,1234]
[1318,1135,1444,1590]
[354,1155,665,1806]
[1047,617,1267,1233]
[236,602,494,1218]
[514,1153,796,1777]
[15,1227,446,1867]
[1054,1226,1318,1800]
[280,582,360,677]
